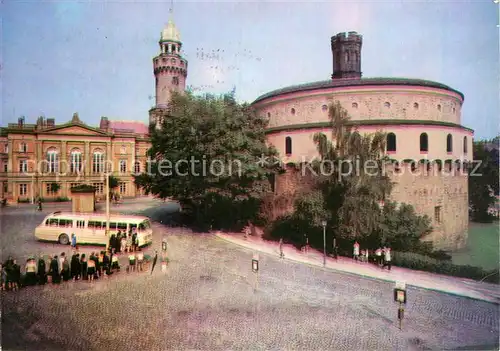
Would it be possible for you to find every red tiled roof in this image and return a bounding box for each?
[108,121,149,135]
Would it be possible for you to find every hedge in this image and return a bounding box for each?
[393,251,499,284]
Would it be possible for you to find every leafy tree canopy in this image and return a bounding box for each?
[469,138,499,222]
[135,91,278,230]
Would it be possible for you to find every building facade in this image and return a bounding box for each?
[252,32,473,250]
[0,114,150,203]
[1,18,186,204]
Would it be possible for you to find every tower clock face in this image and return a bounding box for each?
[172,76,179,86]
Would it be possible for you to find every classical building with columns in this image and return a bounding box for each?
[1,16,187,203]
[252,32,473,250]
[0,113,150,202]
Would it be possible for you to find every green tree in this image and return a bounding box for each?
[313,101,393,241]
[108,175,119,189]
[469,139,499,222]
[135,91,278,230]
[269,101,433,256]
[49,182,61,194]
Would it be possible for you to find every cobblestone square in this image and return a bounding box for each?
[1,202,499,350]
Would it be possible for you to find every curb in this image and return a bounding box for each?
[214,234,500,305]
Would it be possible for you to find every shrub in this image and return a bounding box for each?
[55,196,70,202]
[392,251,499,284]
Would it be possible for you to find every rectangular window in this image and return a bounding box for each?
[19,183,27,196]
[119,182,126,194]
[119,160,127,173]
[4,143,8,153]
[3,163,7,173]
[58,219,73,227]
[19,160,27,173]
[117,222,128,231]
[46,183,58,195]
[47,218,59,226]
[76,220,85,228]
[3,182,7,193]
[134,161,141,174]
[93,183,104,194]
[19,143,27,153]
[434,206,441,224]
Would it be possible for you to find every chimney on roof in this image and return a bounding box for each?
[100,117,110,131]
[46,118,55,127]
[72,112,81,124]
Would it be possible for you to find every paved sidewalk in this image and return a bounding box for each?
[216,232,500,304]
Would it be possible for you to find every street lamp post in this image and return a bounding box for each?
[105,166,110,251]
[321,220,327,267]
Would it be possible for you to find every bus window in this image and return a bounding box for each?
[130,223,137,233]
[117,222,127,231]
[48,219,58,226]
[109,222,117,230]
[138,220,150,231]
[76,220,85,229]
[88,221,104,229]
[59,219,73,227]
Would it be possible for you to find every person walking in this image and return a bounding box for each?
[120,235,127,254]
[71,234,77,251]
[375,247,383,266]
[11,260,21,291]
[384,247,392,271]
[279,238,285,259]
[136,248,144,272]
[128,251,136,273]
[353,241,360,261]
[80,254,88,280]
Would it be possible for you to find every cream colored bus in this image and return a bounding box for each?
[34,212,153,247]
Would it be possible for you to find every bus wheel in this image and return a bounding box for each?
[59,234,70,245]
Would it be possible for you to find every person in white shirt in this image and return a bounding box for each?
[384,247,392,271]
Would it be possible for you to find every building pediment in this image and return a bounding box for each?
[41,123,108,136]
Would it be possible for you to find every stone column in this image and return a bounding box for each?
[84,142,90,177]
[61,141,67,174]
[7,140,13,173]
[131,142,136,197]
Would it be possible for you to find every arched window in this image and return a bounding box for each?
[291,108,296,115]
[322,105,328,112]
[463,136,468,154]
[46,149,59,173]
[285,136,292,155]
[345,51,349,62]
[384,102,391,108]
[267,112,271,118]
[70,150,82,173]
[352,102,358,109]
[413,102,419,109]
[420,133,429,152]
[437,104,442,111]
[386,133,396,152]
[446,134,453,153]
[93,150,105,173]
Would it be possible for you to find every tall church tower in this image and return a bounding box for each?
[149,10,188,128]
[331,31,362,80]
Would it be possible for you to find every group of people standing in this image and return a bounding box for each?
[108,229,138,255]
[353,241,392,270]
[1,248,149,292]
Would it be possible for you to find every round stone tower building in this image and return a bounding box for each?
[149,14,188,129]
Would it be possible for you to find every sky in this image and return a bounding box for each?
[2,0,499,139]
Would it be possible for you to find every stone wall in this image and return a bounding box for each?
[270,162,468,251]
[388,163,468,250]
[255,86,463,129]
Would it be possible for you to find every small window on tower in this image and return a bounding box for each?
[171,58,176,64]
[172,77,179,86]
[352,102,358,109]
